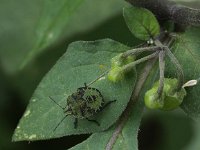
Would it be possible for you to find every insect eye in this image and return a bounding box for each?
[77,88,85,97]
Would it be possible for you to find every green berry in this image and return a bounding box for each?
[111,53,135,68]
[111,53,123,68]
[161,79,186,110]
[107,66,124,83]
[108,53,135,83]
[124,55,135,65]
[144,89,164,109]
[144,78,187,110]
[144,80,164,109]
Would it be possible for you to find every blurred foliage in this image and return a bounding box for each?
[0,0,139,102]
[1,0,200,150]
[139,109,197,150]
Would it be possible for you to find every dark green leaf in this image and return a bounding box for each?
[0,0,42,74]
[123,7,160,41]
[166,28,200,121]
[12,39,136,141]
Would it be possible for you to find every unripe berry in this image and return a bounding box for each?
[144,78,187,110]
[107,66,124,83]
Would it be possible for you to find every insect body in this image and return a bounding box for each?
[67,83,104,119]
[50,83,116,131]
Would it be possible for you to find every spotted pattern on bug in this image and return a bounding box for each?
[49,83,116,131]
[67,85,104,119]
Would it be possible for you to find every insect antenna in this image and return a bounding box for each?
[53,115,69,132]
[87,70,110,86]
[49,96,65,110]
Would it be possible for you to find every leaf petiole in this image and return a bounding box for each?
[157,50,165,98]
[122,51,159,72]
[122,46,162,57]
[165,47,184,91]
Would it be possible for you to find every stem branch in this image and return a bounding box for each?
[165,47,184,90]
[106,58,158,150]
[122,52,159,72]
[157,50,165,97]
[122,46,162,57]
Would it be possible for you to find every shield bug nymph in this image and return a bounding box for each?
[49,83,116,131]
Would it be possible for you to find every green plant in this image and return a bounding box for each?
[3,0,199,150]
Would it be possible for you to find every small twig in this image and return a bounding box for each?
[165,47,184,91]
[165,33,177,48]
[122,46,162,58]
[106,58,158,150]
[122,51,159,72]
[132,41,148,49]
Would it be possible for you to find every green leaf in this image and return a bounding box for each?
[0,0,42,74]
[123,7,160,41]
[20,0,126,69]
[12,39,136,141]
[0,0,126,74]
[20,0,84,68]
[70,61,159,150]
[165,28,200,121]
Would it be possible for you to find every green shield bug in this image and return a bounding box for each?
[49,83,116,131]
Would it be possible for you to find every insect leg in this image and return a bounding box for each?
[49,96,65,110]
[74,118,78,129]
[101,100,117,111]
[86,118,100,126]
[84,83,87,87]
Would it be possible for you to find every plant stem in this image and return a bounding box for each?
[165,47,184,91]
[106,58,158,150]
[122,51,159,72]
[157,50,165,97]
[122,46,161,57]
